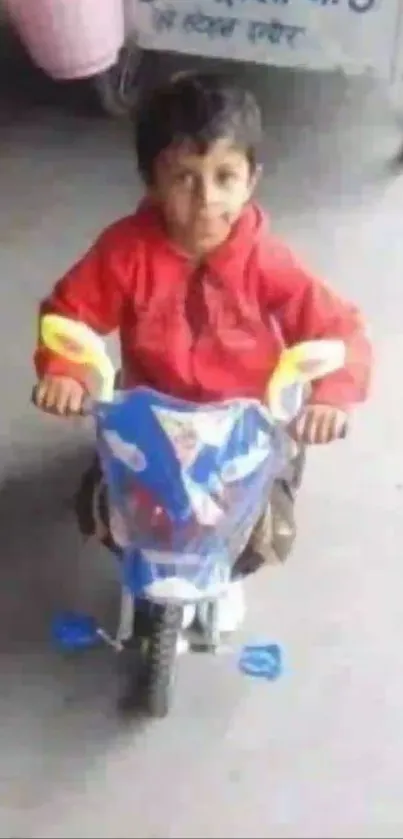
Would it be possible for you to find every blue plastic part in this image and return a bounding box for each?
[94,386,287,604]
[239,643,283,680]
[51,611,101,651]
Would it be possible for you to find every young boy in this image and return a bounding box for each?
[33,72,372,633]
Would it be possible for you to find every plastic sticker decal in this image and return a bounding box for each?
[152,406,236,468]
[103,430,147,473]
[221,443,271,484]
[152,409,203,468]
[182,473,224,526]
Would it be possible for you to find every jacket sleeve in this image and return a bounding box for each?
[261,241,373,408]
[34,223,130,388]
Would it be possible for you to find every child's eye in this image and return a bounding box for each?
[174,171,194,187]
[217,170,237,186]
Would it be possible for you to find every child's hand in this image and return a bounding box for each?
[289,404,348,445]
[32,376,87,417]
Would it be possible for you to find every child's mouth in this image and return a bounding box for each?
[194,216,226,235]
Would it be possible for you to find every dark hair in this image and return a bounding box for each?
[134,71,262,184]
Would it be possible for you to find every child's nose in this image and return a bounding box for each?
[197,177,220,207]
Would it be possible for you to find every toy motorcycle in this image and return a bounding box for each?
[40,314,344,717]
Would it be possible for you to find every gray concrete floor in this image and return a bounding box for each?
[1,37,403,839]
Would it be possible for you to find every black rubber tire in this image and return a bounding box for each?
[92,40,142,118]
[143,603,183,719]
[118,638,144,714]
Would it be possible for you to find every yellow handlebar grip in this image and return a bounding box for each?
[267,340,345,422]
[40,315,115,402]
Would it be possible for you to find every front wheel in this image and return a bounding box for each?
[92,39,142,117]
[143,602,183,718]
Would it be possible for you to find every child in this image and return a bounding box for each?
[33,72,372,633]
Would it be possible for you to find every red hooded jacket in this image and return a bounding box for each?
[35,201,371,407]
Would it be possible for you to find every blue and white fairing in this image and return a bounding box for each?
[95,387,287,603]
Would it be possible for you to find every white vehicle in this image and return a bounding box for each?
[132,0,395,80]
[3,0,403,116]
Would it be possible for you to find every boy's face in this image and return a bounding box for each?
[152,138,258,256]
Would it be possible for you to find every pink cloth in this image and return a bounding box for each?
[4,0,125,79]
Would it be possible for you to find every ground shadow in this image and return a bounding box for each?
[0,444,151,818]
[0,443,116,653]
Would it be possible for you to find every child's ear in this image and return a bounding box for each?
[249,164,262,195]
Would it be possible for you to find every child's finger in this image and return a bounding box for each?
[32,381,46,408]
[66,386,86,416]
[41,381,59,413]
[293,410,315,443]
[313,409,331,444]
[32,378,86,417]
[48,381,67,415]
[292,407,347,444]
[42,380,70,416]
[333,411,348,440]
[317,409,345,443]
